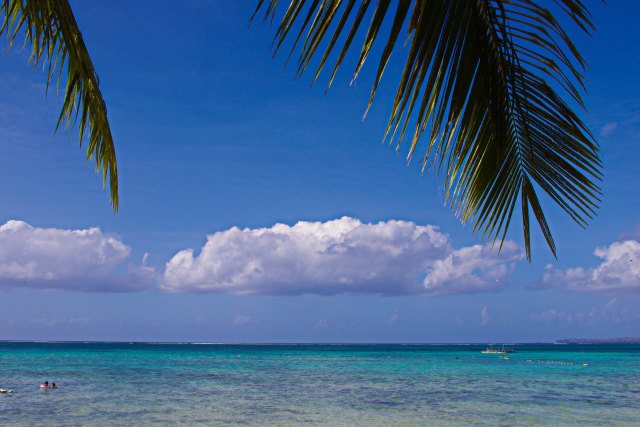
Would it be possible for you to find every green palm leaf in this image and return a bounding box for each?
[1,0,118,211]
[253,0,602,261]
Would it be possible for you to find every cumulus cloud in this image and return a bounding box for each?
[480,307,489,326]
[159,217,523,296]
[422,242,522,295]
[0,220,155,292]
[532,239,640,295]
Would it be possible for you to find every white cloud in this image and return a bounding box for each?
[387,308,399,324]
[32,317,90,326]
[480,307,489,326]
[599,122,618,137]
[618,223,640,241]
[531,299,637,325]
[160,217,522,296]
[233,315,251,325]
[530,309,570,322]
[422,242,522,296]
[315,318,328,329]
[0,220,155,292]
[588,298,636,323]
[533,239,640,295]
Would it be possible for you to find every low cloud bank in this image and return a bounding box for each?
[530,298,636,324]
[0,220,155,292]
[0,218,524,295]
[532,239,640,295]
[160,217,523,296]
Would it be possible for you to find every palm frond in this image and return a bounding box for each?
[253,0,602,261]
[1,0,118,211]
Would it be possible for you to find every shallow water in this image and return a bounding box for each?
[1,342,639,425]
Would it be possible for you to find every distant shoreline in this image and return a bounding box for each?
[556,337,640,344]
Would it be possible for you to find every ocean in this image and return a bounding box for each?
[1,342,638,425]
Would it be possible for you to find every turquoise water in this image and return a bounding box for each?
[1,342,639,425]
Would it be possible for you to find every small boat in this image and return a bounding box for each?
[481,344,515,354]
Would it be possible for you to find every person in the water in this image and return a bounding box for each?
[40,381,50,389]
[51,383,57,389]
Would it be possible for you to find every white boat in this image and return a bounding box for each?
[481,344,515,354]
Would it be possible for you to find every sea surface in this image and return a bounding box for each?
[0,342,639,425]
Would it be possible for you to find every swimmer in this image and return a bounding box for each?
[51,383,57,389]
[40,381,50,389]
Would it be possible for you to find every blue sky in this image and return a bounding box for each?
[0,0,639,342]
